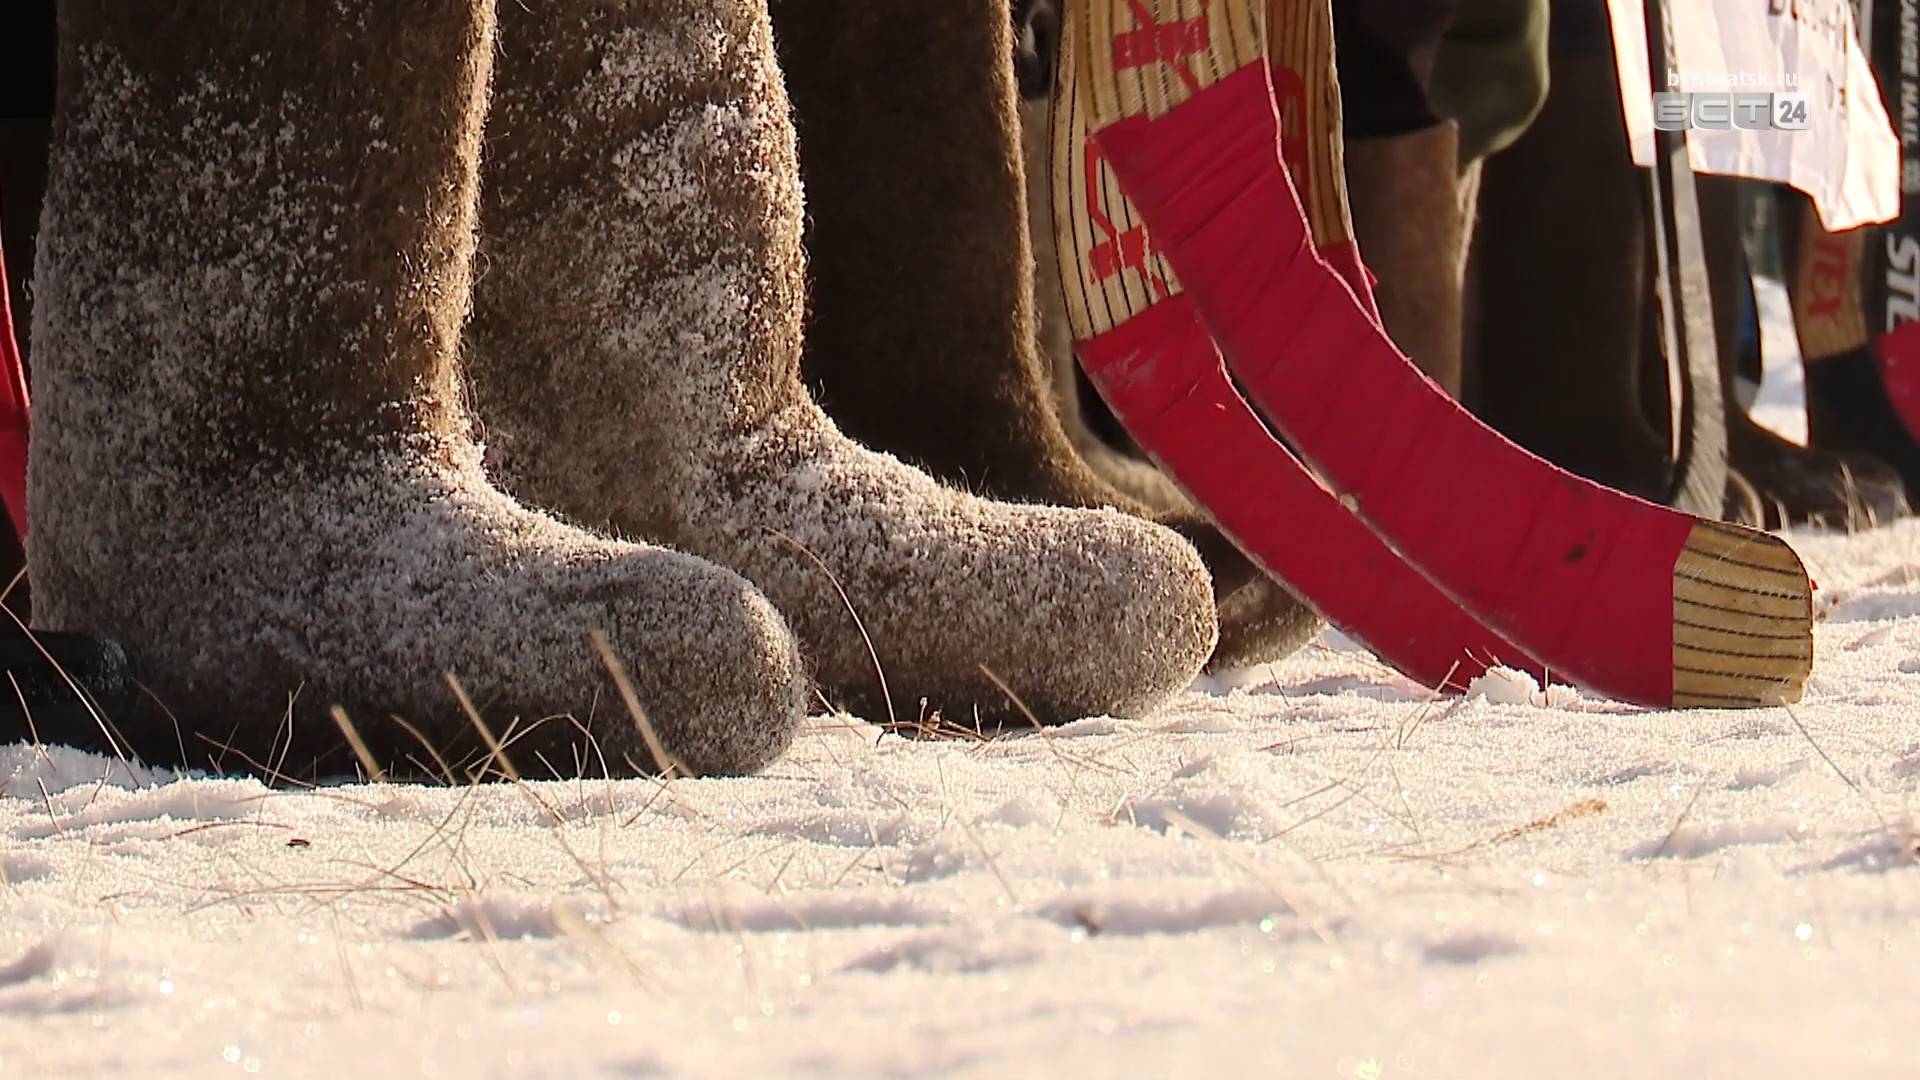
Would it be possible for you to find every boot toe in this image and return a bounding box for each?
[1011,509,1218,720]
[600,564,807,777]
[1157,511,1322,669]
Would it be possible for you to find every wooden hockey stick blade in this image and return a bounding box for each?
[1643,0,1729,517]
[1047,0,1542,691]
[1080,0,1812,708]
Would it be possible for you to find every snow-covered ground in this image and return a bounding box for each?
[5,286,1917,1078]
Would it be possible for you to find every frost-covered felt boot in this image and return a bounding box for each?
[28,0,806,776]
[467,0,1217,724]
[1345,122,1468,398]
[768,0,1318,671]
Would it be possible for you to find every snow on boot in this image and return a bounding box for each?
[467,0,1217,725]
[768,0,1315,671]
[28,0,806,777]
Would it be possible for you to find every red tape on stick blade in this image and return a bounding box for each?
[0,225,29,543]
[1093,66,1710,707]
[1077,296,1545,693]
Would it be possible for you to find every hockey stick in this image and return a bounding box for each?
[1641,0,1729,518]
[1077,0,1812,708]
[1050,0,1544,692]
[0,223,27,541]
[0,198,143,752]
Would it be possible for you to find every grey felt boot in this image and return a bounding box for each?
[467,0,1217,725]
[29,0,805,776]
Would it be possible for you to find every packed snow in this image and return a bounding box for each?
[4,286,1917,1077]
[4,543,1917,1079]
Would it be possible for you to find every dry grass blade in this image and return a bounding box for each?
[1649,780,1708,861]
[958,815,1020,907]
[1491,797,1609,844]
[766,526,894,728]
[329,706,387,784]
[328,906,365,1012]
[1160,807,1335,947]
[162,820,296,842]
[1784,703,1894,835]
[445,673,524,785]
[0,601,135,773]
[588,628,685,779]
[0,563,24,612]
[977,663,1088,806]
[8,670,45,762]
[385,711,458,787]
[35,777,63,835]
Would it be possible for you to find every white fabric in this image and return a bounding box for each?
[1608,0,1900,231]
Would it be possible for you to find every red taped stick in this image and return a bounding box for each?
[0,222,29,544]
[1078,295,1543,692]
[1094,65,1808,708]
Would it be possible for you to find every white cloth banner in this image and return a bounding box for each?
[1607,0,1899,231]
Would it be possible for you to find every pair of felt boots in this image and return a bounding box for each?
[25,0,1323,778]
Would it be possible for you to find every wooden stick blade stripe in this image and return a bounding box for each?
[1672,523,1812,706]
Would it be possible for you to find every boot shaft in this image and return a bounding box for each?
[470,0,808,527]
[481,0,805,417]
[769,0,1126,506]
[35,0,492,472]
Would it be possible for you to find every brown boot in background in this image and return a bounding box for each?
[1695,178,1907,528]
[766,0,1320,671]
[1345,120,1469,396]
[1472,47,1675,502]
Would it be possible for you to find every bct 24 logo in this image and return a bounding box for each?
[1652,91,1812,131]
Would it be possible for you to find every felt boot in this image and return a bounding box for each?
[29,0,806,776]
[466,0,1218,725]
[1695,178,1906,528]
[1472,48,1674,502]
[766,0,1314,669]
[1345,121,1468,397]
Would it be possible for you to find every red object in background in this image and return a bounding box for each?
[1877,320,1920,446]
[0,219,28,544]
